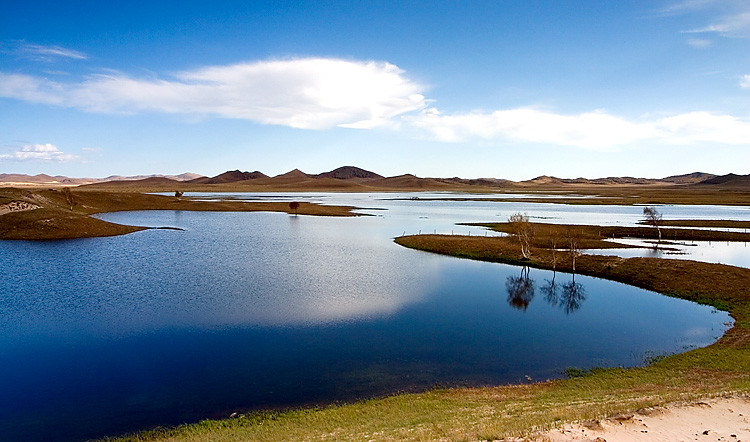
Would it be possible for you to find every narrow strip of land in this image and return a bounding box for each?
[0,188,358,240]
[467,221,750,247]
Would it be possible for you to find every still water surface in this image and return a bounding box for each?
[0,194,738,442]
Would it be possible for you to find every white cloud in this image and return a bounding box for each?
[656,111,750,144]
[0,73,66,105]
[2,55,748,151]
[20,43,87,60]
[666,0,750,38]
[409,108,659,149]
[660,0,722,15]
[0,144,77,162]
[687,38,713,47]
[686,11,750,37]
[0,58,426,130]
[409,107,750,149]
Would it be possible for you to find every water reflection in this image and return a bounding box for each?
[559,281,587,314]
[511,270,587,314]
[541,276,560,306]
[506,266,535,311]
[0,207,733,442]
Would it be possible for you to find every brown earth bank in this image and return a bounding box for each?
[0,188,357,240]
[654,219,750,229]
[467,222,750,248]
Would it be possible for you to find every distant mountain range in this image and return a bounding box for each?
[2,167,748,189]
[0,172,203,185]
[522,172,718,186]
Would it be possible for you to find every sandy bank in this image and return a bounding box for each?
[535,396,750,442]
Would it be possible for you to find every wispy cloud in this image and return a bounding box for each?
[3,41,88,61]
[685,11,750,37]
[0,58,425,130]
[409,107,750,149]
[0,144,78,162]
[659,0,722,16]
[686,38,713,47]
[21,43,87,60]
[664,0,750,38]
[741,74,750,88]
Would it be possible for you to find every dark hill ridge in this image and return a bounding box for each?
[272,169,311,180]
[189,170,267,184]
[316,166,383,180]
[698,173,750,186]
[663,172,717,184]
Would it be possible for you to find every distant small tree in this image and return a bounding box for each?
[566,227,582,276]
[642,206,663,245]
[62,187,76,211]
[508,212,533,259]
[289,201,300,216]
[549,236,558,272]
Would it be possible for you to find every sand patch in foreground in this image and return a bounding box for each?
[538,397,750,442]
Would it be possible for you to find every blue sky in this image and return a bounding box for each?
[1,0,749,180]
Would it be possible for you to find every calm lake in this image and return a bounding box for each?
[0,193,739,442]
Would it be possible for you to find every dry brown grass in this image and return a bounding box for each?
[469,222,750,248]
[12,178,747,206]
[0,187,357,240]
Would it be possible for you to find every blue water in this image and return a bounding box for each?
[0,203,733,442]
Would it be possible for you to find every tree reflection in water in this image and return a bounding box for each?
[514,270,587,314]
[559,281,586,314]
[540,274,560,306]
[506,266,535,311]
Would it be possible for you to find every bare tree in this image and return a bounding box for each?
[549,236,558,272]
[289,201,300,216]
[642,206,663,245]
[566,227,582,276]
[62,187,76,211]
[508,212,533,259]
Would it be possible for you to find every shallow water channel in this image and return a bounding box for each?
[0,193,740,442]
